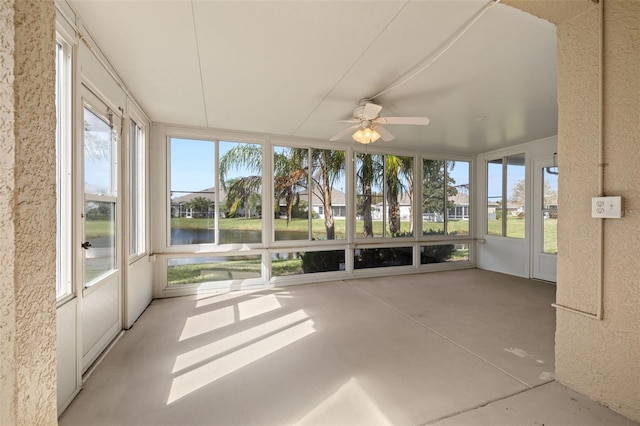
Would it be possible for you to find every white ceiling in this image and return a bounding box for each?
[69,0,557,154]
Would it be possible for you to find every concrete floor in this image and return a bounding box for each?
[59,269,637,426]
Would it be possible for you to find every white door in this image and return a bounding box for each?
[532,158,558,282]
[80,88,122,371]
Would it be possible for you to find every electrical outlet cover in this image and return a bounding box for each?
[591,196,624,218]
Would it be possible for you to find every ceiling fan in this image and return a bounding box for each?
[329,99,430,144]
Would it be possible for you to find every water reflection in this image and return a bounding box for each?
[171,228,309,245]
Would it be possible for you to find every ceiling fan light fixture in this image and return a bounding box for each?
[352,127,381,144]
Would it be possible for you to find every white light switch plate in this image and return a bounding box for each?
[592,196,624,218]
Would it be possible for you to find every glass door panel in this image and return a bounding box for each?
[83,106,117,286]
[532,158,558,282]
[84,200,116,285]
[543,167,559,254]
[80,93,121,372]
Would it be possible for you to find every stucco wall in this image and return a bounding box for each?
[556,1,640,421]
[0,0,57,425]
[0,1,18,422]
[503,0,594,25]
[507,0,640,421]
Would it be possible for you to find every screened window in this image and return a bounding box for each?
[311,149,346,240]
[55,39,72,300]
[129,119,145,257]
[422,159,470,236]
[170,139,264,246]
[355,153,413,238]
[354,247,413,269]
[170,138,215,245]
[421,243,469,264]
[83,107,118,286]
[273,146,309,241]
[272,147,346,242]
[486,153,525,238]
[167,255,262,286]
[272,250,345,277]
[219,141,263,244]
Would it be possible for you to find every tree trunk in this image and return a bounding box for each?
[362,155,373,238]
[389,196,400,234]
[320,155,335,239]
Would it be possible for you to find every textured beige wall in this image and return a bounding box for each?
[556,1,640,421]
[0,1,18,422]
[503,0,594,25]
[0,0,57,425]
[507,0,640,421]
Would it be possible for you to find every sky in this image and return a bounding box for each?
[487,162,558,203]
[168,138,547,204]
[84,109,113,195]
[170,138,477,196]
[90,134,534,204]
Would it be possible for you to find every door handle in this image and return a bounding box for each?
[81,241,92,250]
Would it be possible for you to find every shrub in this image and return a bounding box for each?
[354,247,413,269]
[420,245,456,264]
[300,250,345,273]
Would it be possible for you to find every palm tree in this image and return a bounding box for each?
[185,196,214,218]
[385,155,412,236]
[224,176,262,218]
[311,149,345,240]
[274,148,307,226]
[219,144,263,218]
[220,144,345,239]
[356,153,383,238]
[219,144,262,181]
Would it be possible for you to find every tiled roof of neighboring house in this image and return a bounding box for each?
[171,187,224,204]
[487,199,523,210]
[449,192,469,205]
[291,188,347,206]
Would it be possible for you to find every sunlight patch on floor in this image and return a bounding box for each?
[296,377,393,426]
[179,305,236,341]
[168,318,316,404]
[238,294,282,320]
[180,294,282,341]
[172,309,310,373]
[195,291,250,308]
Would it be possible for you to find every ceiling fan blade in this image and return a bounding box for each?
[375,125,395,142]
[332,119,360,123]
[377,116,430,125]
[329,125,359,141]
[362,102,383,120]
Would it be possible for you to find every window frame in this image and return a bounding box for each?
[167,137,217,248]
[353,150,415,241]
[166,135,267,250]
[82,102,120,289]
[159,126,476,291]
[55,34,73,304]
[420,155,472,241]
[128,115,147,261]
[485,153,526,238]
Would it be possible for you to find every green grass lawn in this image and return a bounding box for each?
[91,217,555,252]
[84,220,114,238]
[487,216,526,238]
[171,217,471,238]
[168,245,472,285]
[543,218,558,253]
[487,217,557,253]
[168,258,263,285]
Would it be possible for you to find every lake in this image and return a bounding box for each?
[170,227,310,245]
